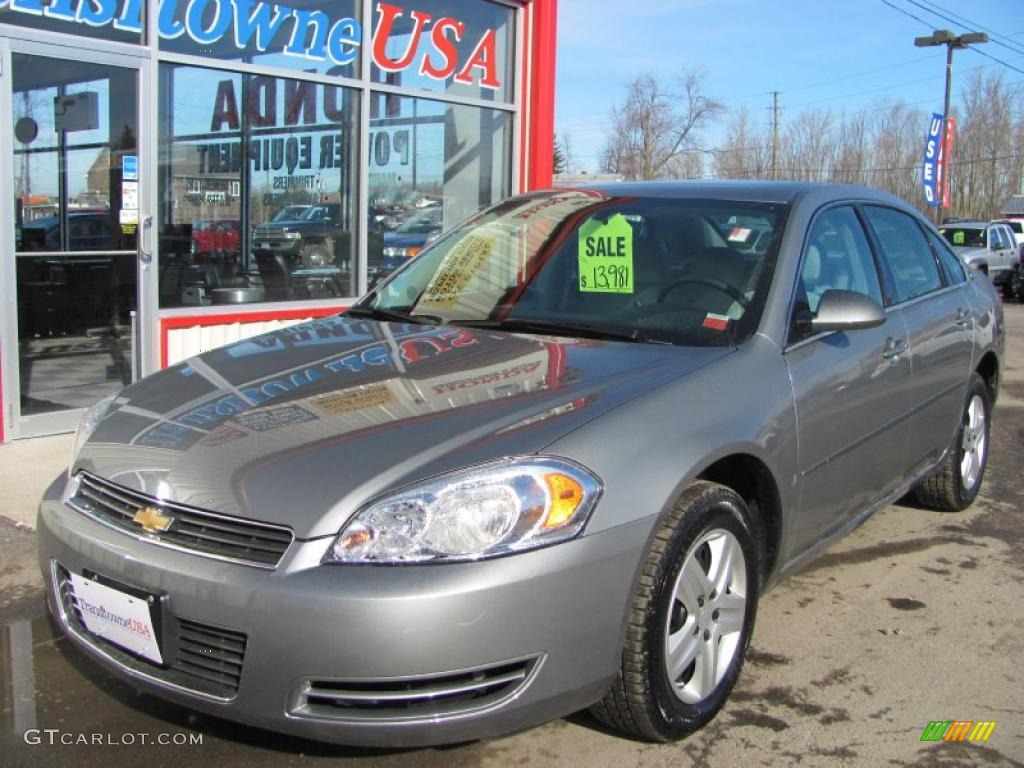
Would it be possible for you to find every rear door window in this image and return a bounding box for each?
[862,206,944,304]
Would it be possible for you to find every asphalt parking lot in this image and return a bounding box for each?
[1,308,1023,768]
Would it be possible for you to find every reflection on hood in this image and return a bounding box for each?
[78,316,726,536]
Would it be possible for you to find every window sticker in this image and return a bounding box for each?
[703,313,730,332]
[953,230,966,245]
[578,213,634,294]
[728,226,753,244]
[420,233,496,308]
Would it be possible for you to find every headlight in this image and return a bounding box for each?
[382,246,405,259]
[70,392,118,467]
[324,457,601,564]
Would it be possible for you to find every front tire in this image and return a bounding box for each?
[911,373,991,511]
[590,481,758,742]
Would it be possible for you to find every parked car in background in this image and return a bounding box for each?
[252,203,349,268]
[993,218,1024,249]
[19,210,115,251]
[380,206,443,260]
[938,220,1019,297]
[190,219,241,258]
[40,182,1003,748]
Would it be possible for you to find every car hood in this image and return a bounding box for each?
[950,246,988,261]
[75,317,731,538]
[383,231,435,247]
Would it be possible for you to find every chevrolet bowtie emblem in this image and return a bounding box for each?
[132,506,174,534]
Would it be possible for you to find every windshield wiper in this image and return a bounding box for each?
[459,318,666,344]
[343,305,444,325]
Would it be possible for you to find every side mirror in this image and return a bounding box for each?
[810,289,886,333]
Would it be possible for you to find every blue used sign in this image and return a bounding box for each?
[922,113,944,208]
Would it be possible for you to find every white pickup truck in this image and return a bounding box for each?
[939,220,1020,298]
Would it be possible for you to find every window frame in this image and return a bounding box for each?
[919,220,967,286]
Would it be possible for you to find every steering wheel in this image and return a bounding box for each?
[657,277,750,308]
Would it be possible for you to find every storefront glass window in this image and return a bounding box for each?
[367,92,512,287]
[158,63,359,307]
[158,0,359,79]
[0,0,144,45]
[370,0,515,104]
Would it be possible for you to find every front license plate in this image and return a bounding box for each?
[67,572,163,664]
[259,242,271,249]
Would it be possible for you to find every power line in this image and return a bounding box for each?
[968,47,1024,77]
[786,73,940,109]
[902,0,1024,56]
[877,0,940,31]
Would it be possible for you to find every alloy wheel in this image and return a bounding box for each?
[664,529,748,704]
[960,394,987,491]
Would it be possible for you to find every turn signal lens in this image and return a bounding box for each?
[543,472,585,528]
[406,246,422,259]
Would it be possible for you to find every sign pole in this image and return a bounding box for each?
[937,44,954,226]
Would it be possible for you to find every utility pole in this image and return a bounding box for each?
[770,91,780,180]
[914,30,988,222]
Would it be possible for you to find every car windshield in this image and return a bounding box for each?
[272,206,307,221]
[396,208,442,234]
[940,226,986,248]
[364,191,789,347]
[302,205,336,222]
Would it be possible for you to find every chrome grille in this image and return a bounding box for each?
[68,473,293,568]
[294,658,538,722]
[253,226,285,239]
[57,564,247,699]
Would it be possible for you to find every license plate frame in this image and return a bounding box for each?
[66,569,170,665]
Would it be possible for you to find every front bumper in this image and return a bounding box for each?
[37,476,653,747]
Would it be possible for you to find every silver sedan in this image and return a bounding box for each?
[38,182,1003,746]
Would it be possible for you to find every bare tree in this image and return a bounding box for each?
[562,132,576,175]
[600,69,723,180]
[713,106,771,179]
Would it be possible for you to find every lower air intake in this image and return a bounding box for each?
[294,657,540,722]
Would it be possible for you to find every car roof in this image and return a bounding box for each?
[940,221,987,229]
[564,180,910,207]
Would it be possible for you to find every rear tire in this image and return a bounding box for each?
[590,481,758,742]
[1001,270,1018,300]
[911,373,990,511]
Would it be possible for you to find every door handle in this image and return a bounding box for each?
[140,215,153,264]
[954,308,971,328]
[882,337,908,359]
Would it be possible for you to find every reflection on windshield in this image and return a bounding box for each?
[367,192,789,347]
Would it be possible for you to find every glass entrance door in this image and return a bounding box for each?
[4,47,146,437]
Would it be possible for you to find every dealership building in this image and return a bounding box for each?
[0,0,556,441]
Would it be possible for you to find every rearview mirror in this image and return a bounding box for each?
[811,289,886,333]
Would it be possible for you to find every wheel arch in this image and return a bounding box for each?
[976,350,1000,404]
[694,453,782,592]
